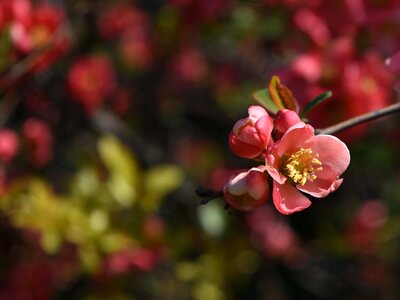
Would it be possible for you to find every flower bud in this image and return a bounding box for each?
[273,109,302,139]
[229,106,273,159]
[223,167,270,211]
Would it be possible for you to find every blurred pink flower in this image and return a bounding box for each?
[68,55,116,114]
[10,4,64,53]
[102,248,159,275]
[294,8,330,47]
[171,47,209,86]
[98,3,149,39]
[0,129,19,163]
[265,122,350,214]
[285,43,392,141]
[119,28,153,71]
[223,167,270,211]
[22,118,53,167]
[385,51,400,75]
[247,206,299,258]
[385,51,400,91]
[229,106,273,159]
[346,200,387,253]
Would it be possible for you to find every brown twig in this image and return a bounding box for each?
[316,102,400,135]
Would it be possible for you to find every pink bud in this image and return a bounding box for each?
[223,167,270,211]
[229,106,273,159]
[0,129,20,163]
[273,109,302,139]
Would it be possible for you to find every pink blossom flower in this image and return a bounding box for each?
[223,167,270,211]
[265,122,350,214]
[229,106,273,159]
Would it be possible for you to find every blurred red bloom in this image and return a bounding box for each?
[68,55,116,114]
[22,118,53,167]
[98,3,149,40]
[10,4,65,53]
[285,42,392,141]
[247,206,299,259]
[346,200,387,254]
[102,248,159,276]
[171,47,209,86]
[169,0,232,25]
[119,28,153,71]
[0,129,19,163]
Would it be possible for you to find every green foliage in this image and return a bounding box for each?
[0,134,183,272]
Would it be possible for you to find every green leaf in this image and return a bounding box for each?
[252,88,279,114]
[302,91,333,117]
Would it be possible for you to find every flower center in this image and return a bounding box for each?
[283,148,322,186]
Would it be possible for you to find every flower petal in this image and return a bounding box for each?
[248,105,268,122]
[297,177,343,198]
[265,146,287,184]
[229,131,264,158]
[311,134,350,178]
[277,122,314,157]
[273,181,312,215]
[255,115,273,145]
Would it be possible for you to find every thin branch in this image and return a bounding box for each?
[316,102,400,135]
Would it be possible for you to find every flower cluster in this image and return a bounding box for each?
[224,101,350,214]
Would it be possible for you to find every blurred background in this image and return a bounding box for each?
[0,0,400,299]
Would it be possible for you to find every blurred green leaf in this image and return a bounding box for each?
[142,164,183,211]
[98,135,140,205]
[197,202,226,238]
[252,88,279,114]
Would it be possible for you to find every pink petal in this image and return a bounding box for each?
[248,105,268,122]
[246,169,270,200]
[311,135,350,179]
[232,118,249,134]
[297,177,343,198]
[255,115,273,145]
[235,126,260,145]
[277,122,315,157]
[265,146,287,184]
[273,181,312,215]
[229,131,263,158]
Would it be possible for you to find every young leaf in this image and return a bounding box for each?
[268,75,300,113]
[252,88,279,114]
[302,91,332,117]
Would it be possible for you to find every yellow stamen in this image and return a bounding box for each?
[283,148,323,186]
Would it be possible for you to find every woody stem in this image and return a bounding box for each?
[316,102,400,135]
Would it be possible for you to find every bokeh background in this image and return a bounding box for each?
[1,0,400,299]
